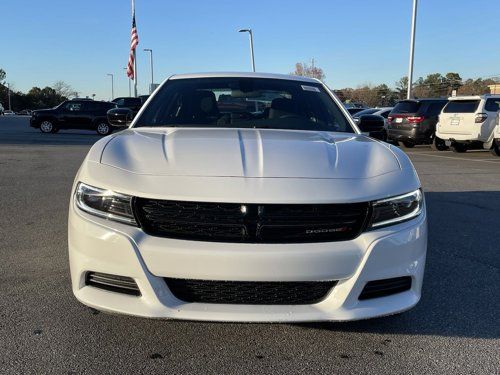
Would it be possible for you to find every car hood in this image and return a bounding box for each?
[33,108,55,114]
[99,128,401,179]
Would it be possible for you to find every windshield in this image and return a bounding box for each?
[443,100,480,113]
[392,100,421,114]
[134,78,354,133]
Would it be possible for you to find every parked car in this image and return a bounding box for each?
[30,100,117,135]
[4,110,15,116]
[112,97,143,116]
[492,114,500,156]
[353,107,393,123]
[347,107,366,115]
[69,72,426,322]
[435,95,500,154]
[490,111,500,156]
[387,98,448,148]
[353,107,393,141]
[139,95,150,105]
[17,109,33,116]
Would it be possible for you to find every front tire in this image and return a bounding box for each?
[490,142,500,157]
[431,136,448,151]
[96,122,112,136]
[450,143,467,153]
[398,141,415,148]
[39,120,54,133]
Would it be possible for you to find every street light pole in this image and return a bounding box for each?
[407,0,418,99]
[7,83,11,111]
[143,49,154,93]
[107,73,114,100]
[124,67,131,96]
[238,29,255,72]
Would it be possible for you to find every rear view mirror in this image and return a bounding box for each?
[107,108,133,127]
[357,114,386,140]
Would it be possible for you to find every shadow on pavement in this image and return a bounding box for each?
[296,191,500,339]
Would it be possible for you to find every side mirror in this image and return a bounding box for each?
[107,108,133,127]
[357,114,386,140]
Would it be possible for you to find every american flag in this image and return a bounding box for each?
[126,11,139,79]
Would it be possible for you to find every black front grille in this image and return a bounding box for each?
[358,276,412,300]
[134,198,370,243]
[165,278,337,305]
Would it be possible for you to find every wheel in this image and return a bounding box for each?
[96,122,112,136]
[381,129,388,142]
[431,136,448,151]
[386,138,398,145]
[450,143,467,153]
[490,142,500,157]
[39,120,54,133]
[398,141,415,148]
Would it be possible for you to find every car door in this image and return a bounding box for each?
[483,98,500,140]
[60,101,88,129]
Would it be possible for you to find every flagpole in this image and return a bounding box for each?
[132,0,138,97]
[133,49,138,97]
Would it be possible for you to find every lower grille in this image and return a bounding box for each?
[85,272,141,296]
[358,276,412,300]
[134,198,370,243]
[165,278,337,305]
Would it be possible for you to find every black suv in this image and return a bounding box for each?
[112,96,149,116]
[30,100,117,135]
[387,98,448,148]
[111,97,143,115]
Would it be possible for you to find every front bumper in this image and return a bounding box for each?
[68,198,427,322]
[30,116,39,128]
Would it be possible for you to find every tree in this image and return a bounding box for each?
[395,76,408,99]
[28,86,67,108]
[413,73,445,97]
[410,72,462,98]
[375,84,397,106]
[291,60,326,81]
[457,78,496,95]
[53,81,74,99]
[335,82,400,108]
[0,68,6,84]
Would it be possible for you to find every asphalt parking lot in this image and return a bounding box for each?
[0,117,499,374]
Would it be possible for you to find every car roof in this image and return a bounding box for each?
[72,99,111,104]
[168,72,320,84]
[447,94,500,100]
[399,98,447,102]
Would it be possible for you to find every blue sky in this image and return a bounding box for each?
[2,0,499,100]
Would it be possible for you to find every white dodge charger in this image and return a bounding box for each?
[69,72,427,322]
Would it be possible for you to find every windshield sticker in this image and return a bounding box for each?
[301,85,320,92]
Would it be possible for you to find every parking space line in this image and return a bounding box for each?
[406,152,500,164]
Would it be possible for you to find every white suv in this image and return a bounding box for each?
[69,72,427,322]
[436,94,500,153]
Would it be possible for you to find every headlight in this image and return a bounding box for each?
[370,189,423,228]
[75,183,137,225]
